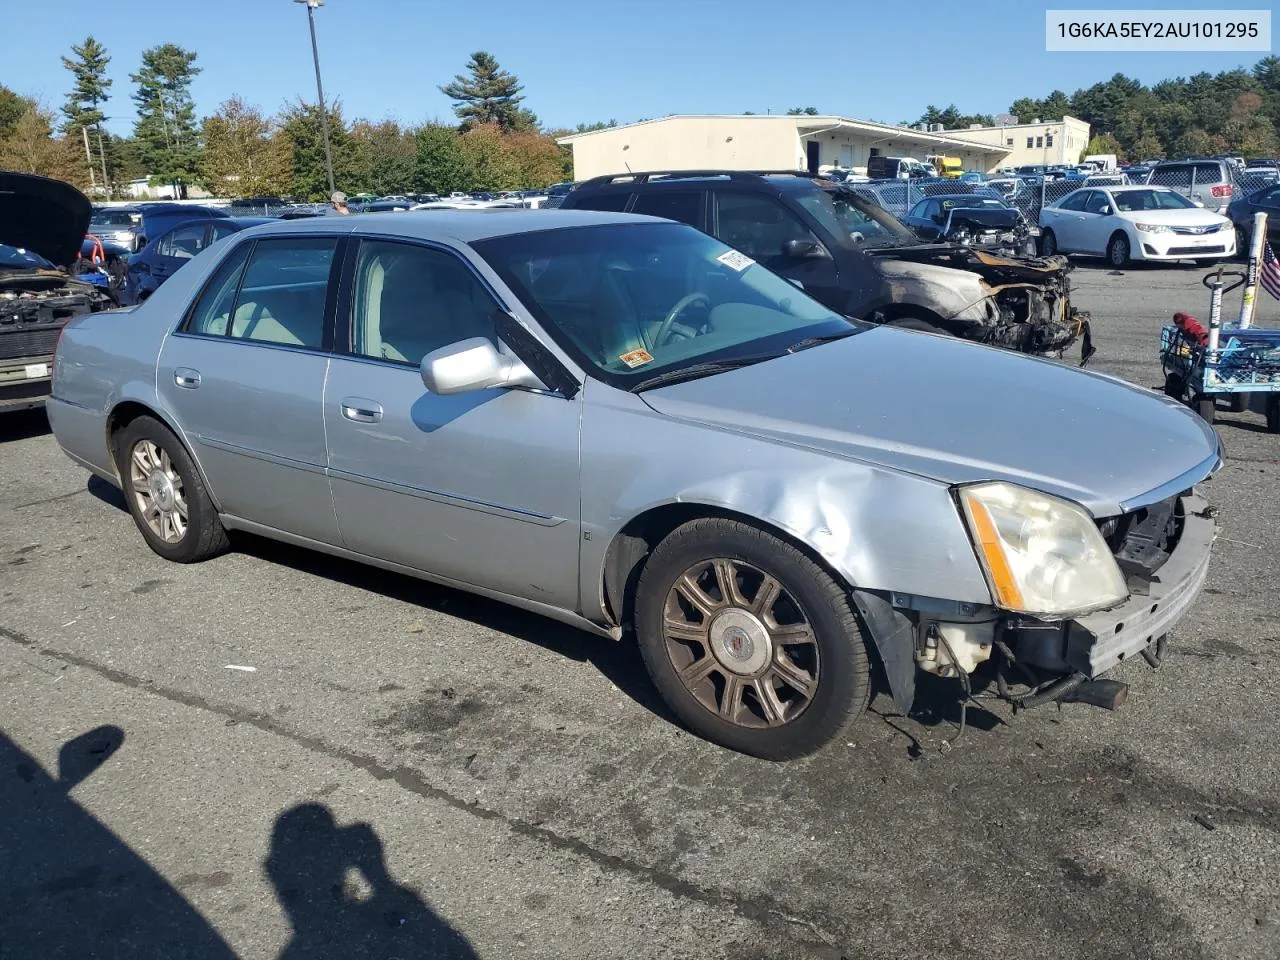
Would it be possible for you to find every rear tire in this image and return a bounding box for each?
[634,518,871,760]
[1039,229,1057,257]
[1227,394,1249,413]
[1162,373,1186,401]
[115,416,229,563]
[1107,232,1130,268]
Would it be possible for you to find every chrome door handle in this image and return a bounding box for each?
[340,397,383,423]
[174,368,201,388]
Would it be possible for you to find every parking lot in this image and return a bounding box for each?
[2,261,1278,959]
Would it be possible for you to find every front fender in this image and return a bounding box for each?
[579,385,991,625]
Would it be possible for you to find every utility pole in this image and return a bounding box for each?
[81,126,98,193]
[96,126,110,200]
[294,0,336,195]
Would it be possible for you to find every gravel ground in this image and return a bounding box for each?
[1,260,1278,960]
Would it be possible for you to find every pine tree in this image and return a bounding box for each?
[131,44,202,196]
[61,36,113,195]
[439,52,534,132]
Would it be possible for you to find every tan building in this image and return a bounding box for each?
[946,116,1091,169]
[558,114,1090,180]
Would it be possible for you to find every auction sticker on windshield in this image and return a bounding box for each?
[619,348,654,368]
[716,250,755,271]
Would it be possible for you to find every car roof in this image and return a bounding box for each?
[233,209,655,243]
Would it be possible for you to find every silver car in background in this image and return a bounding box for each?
[48,211,1221,759]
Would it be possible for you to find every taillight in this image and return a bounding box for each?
[1211,184,1232,198]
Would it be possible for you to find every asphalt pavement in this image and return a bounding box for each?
[2,260,1279,960]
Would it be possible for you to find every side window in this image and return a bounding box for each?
[573,191,632,213]
[1084,191,1111,214]
[227,237,336,348]
[351,240,498,367]
[1158,165,1191,187]
[210,221,241,242]
[1193,163,1225,184]
[183,242,252,336]
[630,190,703,227]
[157,223,207,260]
[1057,191,1087,211]
[714,192,823,260]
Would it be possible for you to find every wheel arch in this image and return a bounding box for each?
[1108,228,1133,261]
[599,500,918,713]
[104,399,222,511]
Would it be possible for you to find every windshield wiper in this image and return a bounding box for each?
[628,354,779,392]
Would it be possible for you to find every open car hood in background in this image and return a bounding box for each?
[0,172,92,267]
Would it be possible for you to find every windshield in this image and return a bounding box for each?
[89,210,140,227]
[1110,189,1196,212]
[0,244,56,271]
[800,188,916,247]
[472,222,858,389]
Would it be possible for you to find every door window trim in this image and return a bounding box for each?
[172,234,347,357]
[333,235,581,398]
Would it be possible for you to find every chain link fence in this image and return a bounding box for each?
[850,164,1276,226]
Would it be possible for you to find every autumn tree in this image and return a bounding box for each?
[0,98,85,185]
[131,43,202,194]
[440,52,536,132]
[200,97,292,197]
[1084,132,1124,159]
[61,36,113,195]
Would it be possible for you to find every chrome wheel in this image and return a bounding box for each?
[128,439,188,544]
[662,558,819,728]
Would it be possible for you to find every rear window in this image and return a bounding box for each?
[572,191,632,213]
[1192,162,1226,183]
[630,190,703,227]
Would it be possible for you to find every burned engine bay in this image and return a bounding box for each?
[0,270,113,363]
[874,246,1095,362]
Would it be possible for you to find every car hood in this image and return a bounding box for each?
[0,172,92,267]
[640,328,1220,517]
[1116,208,1229,226]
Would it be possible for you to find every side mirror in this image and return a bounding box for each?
[420,337,546,395]
[1099,205,1112,215]
[782,238,827,259]
[1193,199,1205,208]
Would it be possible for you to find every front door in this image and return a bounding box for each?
[323,238,582,608]
[157,235,342,545]
[712,191,842,311]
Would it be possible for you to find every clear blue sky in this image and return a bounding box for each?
[3,0,1272,136]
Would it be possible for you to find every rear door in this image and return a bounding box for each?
[629,189,706,229]
[157,235,343,544]
[151,222,212,288]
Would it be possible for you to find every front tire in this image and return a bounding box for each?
[1039,228,1058,257]
[115,416,229,563]
[1107,232,1130,268]
[634,518,871,760]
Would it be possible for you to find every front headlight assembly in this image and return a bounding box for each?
[958,482,1128,617]
[1134,222,1171,234]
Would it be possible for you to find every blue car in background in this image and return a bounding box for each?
[83,203,232,259]
[120,217,274,305]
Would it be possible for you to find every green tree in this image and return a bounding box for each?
[0,86,28,141]
[61,36,113,194]
[131,43,202,194]
[0,98,84,184]
[351,119,417,195]
[786,106,820,116]
[414,123,469,193]
[279,100,358,200]
[1085,132,1124,159]
[1130,131,1164,160]
[200,97,292,197]
[440,52,535,132]
[1170,127,1217,157]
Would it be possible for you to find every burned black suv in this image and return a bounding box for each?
[1,173,114,412]
[560,171,1091,357]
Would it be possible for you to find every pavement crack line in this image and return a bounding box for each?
[11,488,88,510]
[0,626,843,952]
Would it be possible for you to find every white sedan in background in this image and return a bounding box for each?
[1039,185,1235,266]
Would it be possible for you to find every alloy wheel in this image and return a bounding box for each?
[128,439,188,543]
[662,558,819,728]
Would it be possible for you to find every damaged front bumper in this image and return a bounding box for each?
[1008,493,1216,677]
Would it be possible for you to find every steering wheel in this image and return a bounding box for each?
[653,293,710,347]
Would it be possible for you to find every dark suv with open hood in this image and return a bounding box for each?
[1,173,114,411]
[560,171,1091,358]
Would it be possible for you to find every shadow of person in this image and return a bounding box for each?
[0,725,238,958]
[266,804,476,960]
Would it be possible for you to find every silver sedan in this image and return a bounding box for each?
[48,210,1221,759]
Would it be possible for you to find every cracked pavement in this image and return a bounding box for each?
[2,261,1279,959]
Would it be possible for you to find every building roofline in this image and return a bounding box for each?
[555,114,1010,154]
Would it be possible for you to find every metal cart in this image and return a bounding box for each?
[1160,269,1280,432]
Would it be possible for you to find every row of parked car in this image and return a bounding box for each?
[9,168,1223,760]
